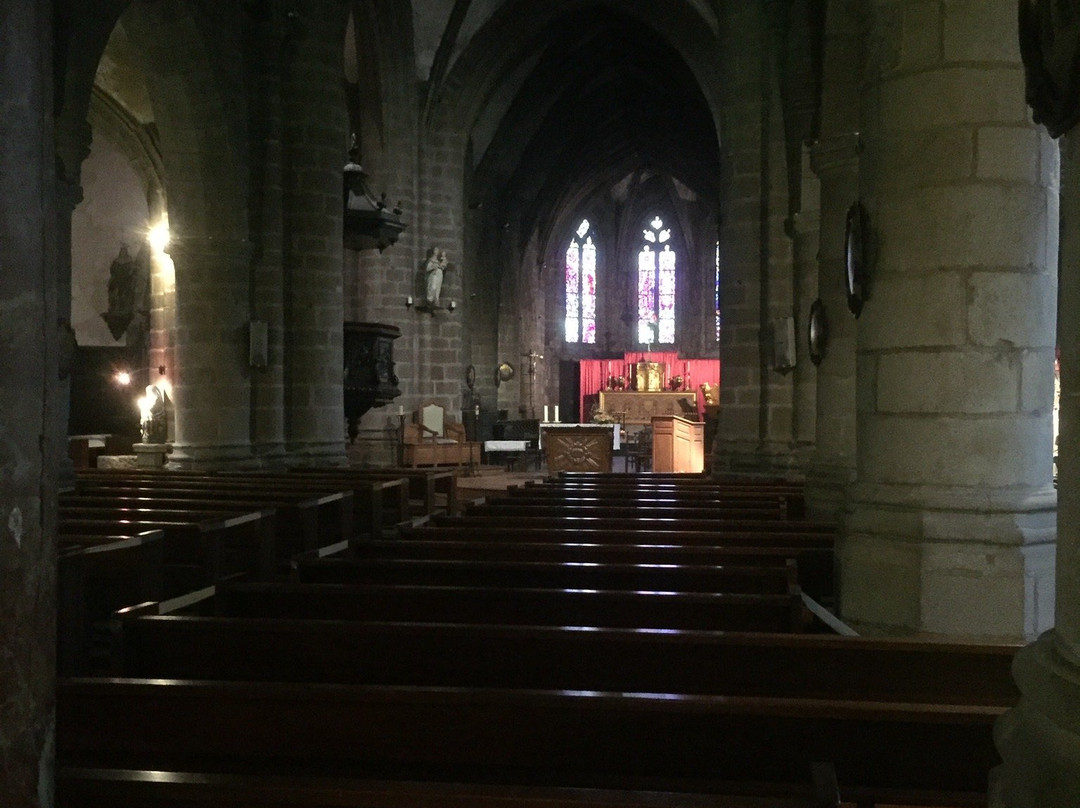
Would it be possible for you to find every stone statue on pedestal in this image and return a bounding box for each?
[425,247,447,306]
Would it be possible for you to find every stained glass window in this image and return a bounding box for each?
[715,240,721,341]
[637,216,675,344]
[565,219,596,343]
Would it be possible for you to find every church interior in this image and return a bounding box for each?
[4,0,1080,806]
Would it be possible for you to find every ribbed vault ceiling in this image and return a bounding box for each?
[470,6,720,241]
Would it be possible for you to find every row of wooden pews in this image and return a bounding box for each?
[57,465,459,675]
[56,470,1019,808]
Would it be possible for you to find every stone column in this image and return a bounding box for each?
[991,134,1080,808]
[790,146,820,468]
[843,0,1058,639]
[0,1,58,806]
[805,0,860,517]
[247,6,289,464]
[805,132,859,515]
[713,3,796,476]
[281,0,348,462]
[166,235,256,468]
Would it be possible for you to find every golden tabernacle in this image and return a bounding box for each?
[635,360,664,392]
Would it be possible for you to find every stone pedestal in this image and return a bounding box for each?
[133,442,171,469]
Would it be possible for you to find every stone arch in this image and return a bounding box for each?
[110,0,252,464]
[120,2,248,240]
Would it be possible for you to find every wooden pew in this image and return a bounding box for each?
[55,768,846,808]
[342,537,831,598]
[431,513,835,536]
[112,613,1020,706]
[290,466,459,517]
[207,580,810,632]
[292,556,799,595]
[58,510,273,597]
[56,677,1003,803]
[511,483,804,512]
[74,474,355,547]
[462,500,787,521]
[62,489,341,567]
[399,525,834,601]
[57,530,165,675]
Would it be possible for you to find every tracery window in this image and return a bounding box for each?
[564,218,597,343]
[638,215,675,344]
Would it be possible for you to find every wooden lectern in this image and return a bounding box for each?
[650,415,705,473]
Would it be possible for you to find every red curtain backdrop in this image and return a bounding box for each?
[578,352,721,421]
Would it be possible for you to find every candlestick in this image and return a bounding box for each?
[543,405,549,422]
[554,405,559,423]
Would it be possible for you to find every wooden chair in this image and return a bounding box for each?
[401,403,480,470]
[626,426,652,473]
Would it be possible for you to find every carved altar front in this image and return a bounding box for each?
[542,426,613,474]
[598,390,698,426]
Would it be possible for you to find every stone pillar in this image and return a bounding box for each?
[990,133,1080,808]
[247,6,289,464]
[842,0,1058,639]
[281,0,348,462]
[713,3,796,476]
[790,145,820,468]
[0,1,58,806]
[805,132,859,515]
[804,0,860,517]
[166,236,256,467]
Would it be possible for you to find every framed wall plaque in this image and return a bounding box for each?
[808,298,827,366]
[845,201,867,318]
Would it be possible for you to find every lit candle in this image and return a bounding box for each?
[554,405,559,423]
[398,405,404,415]
[543,405,549,422]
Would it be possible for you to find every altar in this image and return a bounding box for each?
[538,422,621,450]
[577,352,720,423]
[598,390,698,426]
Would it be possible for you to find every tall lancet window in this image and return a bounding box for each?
[715,240,721,341]
[638,215,676,343]
[565,218,597,343]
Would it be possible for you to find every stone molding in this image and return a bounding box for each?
[845,480,1058,516]
[810,132,862,176]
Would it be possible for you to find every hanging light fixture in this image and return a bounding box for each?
[343,134,405,252]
